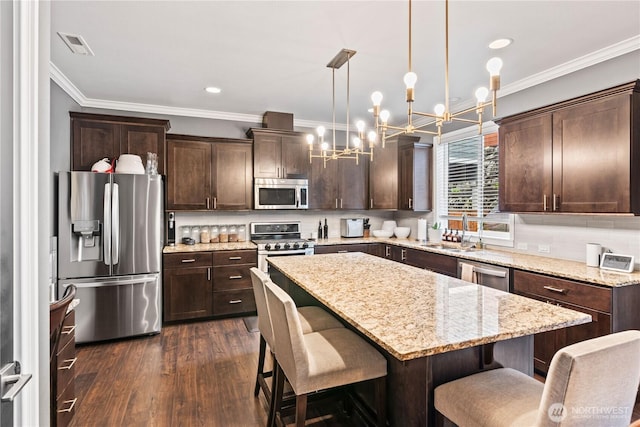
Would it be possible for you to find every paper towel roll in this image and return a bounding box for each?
[586,243,602,267]
[417,219,427,242]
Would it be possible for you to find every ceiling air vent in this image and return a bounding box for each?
[57,32,94,56]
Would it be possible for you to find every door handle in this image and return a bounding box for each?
[473,267,507,278]
[553,194,559,211]
[104,183,111,266]
[112,183,120,265]
[408,198,413,209]
[1,362,32,402]
[543,194,548,211]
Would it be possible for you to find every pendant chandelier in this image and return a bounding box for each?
[307,49,376,166]
[371,0,503,146]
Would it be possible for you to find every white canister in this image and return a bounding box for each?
[417,219,427,242]
[586,243,602,267]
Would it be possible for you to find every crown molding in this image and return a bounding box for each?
[50,35,639,130]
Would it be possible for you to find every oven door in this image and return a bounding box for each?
[258,249,314,273]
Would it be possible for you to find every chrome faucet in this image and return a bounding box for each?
[461,213,471,248]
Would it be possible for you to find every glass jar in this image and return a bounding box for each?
[228,225,238,242]
[209,225,219,243]
[190,226,200,243]
[237,224,246,242]
[180,226,191,240]
[200,226,210,244]
[219,225,229,243]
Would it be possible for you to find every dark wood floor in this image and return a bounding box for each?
[71,317,640,427]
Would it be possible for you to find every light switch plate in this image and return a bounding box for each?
[517,242,528,250]
[538,244,550,253]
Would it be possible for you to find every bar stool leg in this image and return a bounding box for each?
[269,362,285,427]
[255,334,267,396]
[295,393,307,427]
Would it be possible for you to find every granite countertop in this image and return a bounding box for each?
[268,252,591,361]
[163,241,257,253]
[315,237,640,287]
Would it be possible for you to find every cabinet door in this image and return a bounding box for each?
[253,133,282,178]
[72,119,119,171]
[399,144,432,211]
[309,158,338,209]
[553,95,631,213]
[499,115,553,212]
[338,158,368,209]
[405,250,457,276]
[281,134,309,178]
[163,267,212,321]
[120,124,166,174]
[212,142,253,210]
[369,141,398,209]
[166,139,212,210]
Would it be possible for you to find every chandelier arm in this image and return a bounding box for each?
[449,117,483,125]
[444,0,450,114]
[381,124,408,132]
[411,111,439,120]
[449,105,488,118]
[408,128,440,136]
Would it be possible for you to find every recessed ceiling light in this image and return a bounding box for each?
[205,87,221,94]
[489,38,513,50]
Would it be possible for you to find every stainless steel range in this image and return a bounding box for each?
[251,222,315,273]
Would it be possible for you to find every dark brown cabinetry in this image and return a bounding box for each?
[70,112,170,173]
[499,80,640,214]
[166,135,253,211]
[212,250,257,316]
[369,135,432,211]
[52,310,77,427]
[163,252,213,321]
[314,243,377,255]
[405,249,458,277]
[512,270,640,375]
[248,128,309,179]
[309,157,368,210]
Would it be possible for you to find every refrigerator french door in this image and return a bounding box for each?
[57,172,163,343]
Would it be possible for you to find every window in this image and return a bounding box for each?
[436,122,513,246]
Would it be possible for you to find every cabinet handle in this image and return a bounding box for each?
[228,256,242,260]
[552,194,559,211]
[335,199,338,209]
[401,249,407,261]
[229,275,243,280]
[206,197,210,210]
[181,259,196,263]
[213,197,217,210]
[408,198,412,209]
[277,167,280,178]
[385,246,390,257]
[229,299,242,304]
[543,285,566,294]
[58,358,77,370]
[543,194,548,211]
[58,398,77,414]
[207,267,211,281]
[340,199,343,209]
[370,198,373,209]
[61,325,76,335]
[337,250,349,253]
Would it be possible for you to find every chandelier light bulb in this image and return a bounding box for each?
[434,103,446,117]
[316,126,325,137]
[475,87,489,103]
[403,72,418,89]
[371,91,383,106]
[380,109,390,123]
[321,141,329,151]
[486,57,503,76]
[368,130,377,143]
[356,120,365,133]
[306,134,314,145]
[353,137,361,148]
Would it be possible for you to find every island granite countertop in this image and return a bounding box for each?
[315,237,640,287]
[268,252,591,361]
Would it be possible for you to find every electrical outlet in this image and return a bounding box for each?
[517,242,528,250]
[538,244,550,253]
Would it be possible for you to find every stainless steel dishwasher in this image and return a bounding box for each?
[457,259,510,292]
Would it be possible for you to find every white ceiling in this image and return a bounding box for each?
[50,1,640,130]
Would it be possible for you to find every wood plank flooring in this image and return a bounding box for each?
[71,317,640,427]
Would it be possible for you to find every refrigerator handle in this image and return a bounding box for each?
[103,183,111,265]
[112,183,120,265]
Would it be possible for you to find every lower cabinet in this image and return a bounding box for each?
[405,249,458,277]
[314,243,376,255]
[163,250,257,322]
[513,270,615,375]
[52,310,77,427]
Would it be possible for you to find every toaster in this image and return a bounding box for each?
[340,218,364,238]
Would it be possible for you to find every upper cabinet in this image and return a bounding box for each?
[369,135,432,211]
[499,80,640,214]
[247,128,309,179]
[70,112,170,173]
[166,135,252,211]
[309,157,368,210]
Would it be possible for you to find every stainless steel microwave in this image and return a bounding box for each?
[254,178,309,209]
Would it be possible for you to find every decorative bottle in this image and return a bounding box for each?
[318,221,323,240]
[323,218,328,240]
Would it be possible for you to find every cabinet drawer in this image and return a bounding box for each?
[56,379,76,427]
[213,289,256,316]
[56,337,76,399]
[213,250,257,265]
[513,270,611,313]
[213,265,253,291]
[58,311,75,352]
[164,252,212,268]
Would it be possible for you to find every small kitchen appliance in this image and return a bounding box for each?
[340,218,364,238]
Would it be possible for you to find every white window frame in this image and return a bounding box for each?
[435,122,514,248]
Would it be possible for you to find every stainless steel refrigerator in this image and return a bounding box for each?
[57,171,163,343]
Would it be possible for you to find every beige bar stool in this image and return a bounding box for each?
[434,330,640,427]
[249,268,344,404]
[264,279,387,427]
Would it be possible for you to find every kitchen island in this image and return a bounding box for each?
[268,252,591,426]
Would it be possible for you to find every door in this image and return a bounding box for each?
[369,140,398,209]
[166,138,212,210]
[212,142,253,210]
[309,159,338,209]
[338,158,368,210]
[111,174,163,276]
